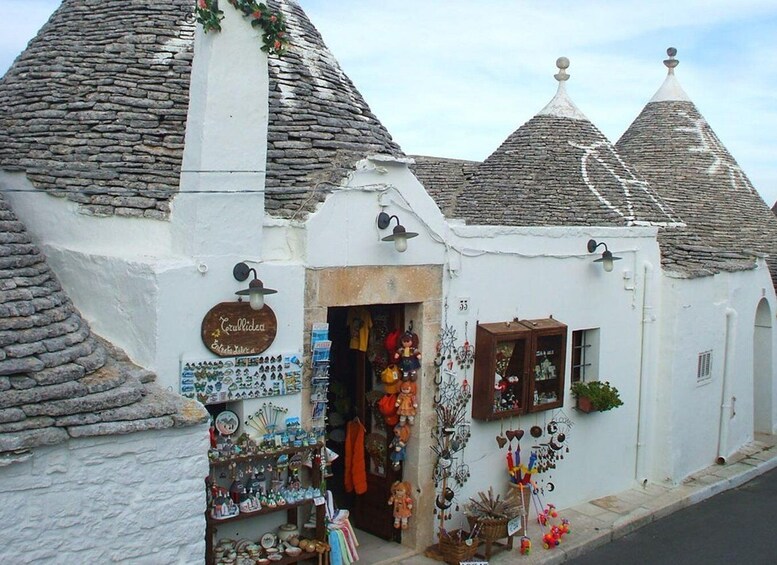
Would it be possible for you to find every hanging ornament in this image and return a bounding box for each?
[455,321,475,369]
[434,301,458,367]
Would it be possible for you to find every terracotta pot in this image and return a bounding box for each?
[576,396,595,413]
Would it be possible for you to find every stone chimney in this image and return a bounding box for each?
[175,6,269,257]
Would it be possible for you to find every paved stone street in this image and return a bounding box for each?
[566,464,777,564]
[370,434,777,564]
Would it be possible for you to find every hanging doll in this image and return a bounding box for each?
[388,480,413,529]
[395,380,417,425]
[389,423,411,470]
[394,332,421,381]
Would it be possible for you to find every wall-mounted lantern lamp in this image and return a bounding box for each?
[233,262,277,310]
[377,212,418,253]
[587,239,622,272]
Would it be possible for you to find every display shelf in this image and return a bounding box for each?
[274,550,319,564]
[205,446,326,565]
[472,318,567,420]
[206,497,315,525]
[209,442,324,467]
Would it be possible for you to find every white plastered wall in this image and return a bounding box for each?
[445,225,661,511]
[653,260,777,483]
[263,156,450,267]
[271,160,664,531]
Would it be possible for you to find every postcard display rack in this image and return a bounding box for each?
[309,323,331,426]
[203,329,333,564]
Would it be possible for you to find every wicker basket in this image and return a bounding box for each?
[437,529,479,564]
[467,515,510,542]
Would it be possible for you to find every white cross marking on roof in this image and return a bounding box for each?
[570,140,681,226]
[675,112,755,194]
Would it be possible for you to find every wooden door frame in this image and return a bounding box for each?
[303,265,443,551]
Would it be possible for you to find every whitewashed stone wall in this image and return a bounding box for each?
[0,424,209,564]
[654,263,777,482]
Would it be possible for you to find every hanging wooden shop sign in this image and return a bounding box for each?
[201,301,278,357]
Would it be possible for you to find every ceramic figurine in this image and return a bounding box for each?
[388,480,413,530]
[394,332,421,381]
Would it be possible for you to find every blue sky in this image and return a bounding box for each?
[4,0,777,205]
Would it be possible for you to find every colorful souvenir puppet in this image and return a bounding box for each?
[389,423,411,470]
[395,380,418,425]
[388,480,414,529]
[394,332,421,381]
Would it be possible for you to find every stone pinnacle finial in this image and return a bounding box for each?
[663,47,679,75]
[554,57,570,82]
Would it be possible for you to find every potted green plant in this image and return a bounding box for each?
[570,380,623,413]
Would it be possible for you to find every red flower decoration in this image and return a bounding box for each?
[252,10,261,18]
[270,15,277,22]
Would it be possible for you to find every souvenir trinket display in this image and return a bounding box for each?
[180,353,302,405]
[205,412,327,565]
[215,410,240,436]
[425,301,478,564]
[389,423,410,470]
[373,321,422,474]
[380,363,401,394]
[210,536,329,565]
[309,324,330,426]
[464,486,523,558]
[471,318,567,420]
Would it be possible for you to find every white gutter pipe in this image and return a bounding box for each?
[716,308,737,465]
[635,261,654,484]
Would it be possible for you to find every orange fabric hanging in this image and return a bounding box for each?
[344,418,367,495]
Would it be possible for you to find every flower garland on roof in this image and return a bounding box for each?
[195,0,289,56]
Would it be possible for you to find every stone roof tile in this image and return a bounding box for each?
[408,155,480,217]
[0,195,207,458]
[454,115,680,228]
[0,0,193,217]
[0,0,402,219]
[617,99,777,281]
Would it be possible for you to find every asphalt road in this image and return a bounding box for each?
[567,466,777,565]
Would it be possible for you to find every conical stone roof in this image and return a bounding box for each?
[0,195,206,463]
[409,156,480,218]
[264,1,403,216]
[453,58,680,228]
[0,0,194,219]
[617,49,773,281]
[0,0,402,220]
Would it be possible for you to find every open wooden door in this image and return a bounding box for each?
[326,305,404,541]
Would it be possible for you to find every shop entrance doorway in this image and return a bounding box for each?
[326,304,405,542]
